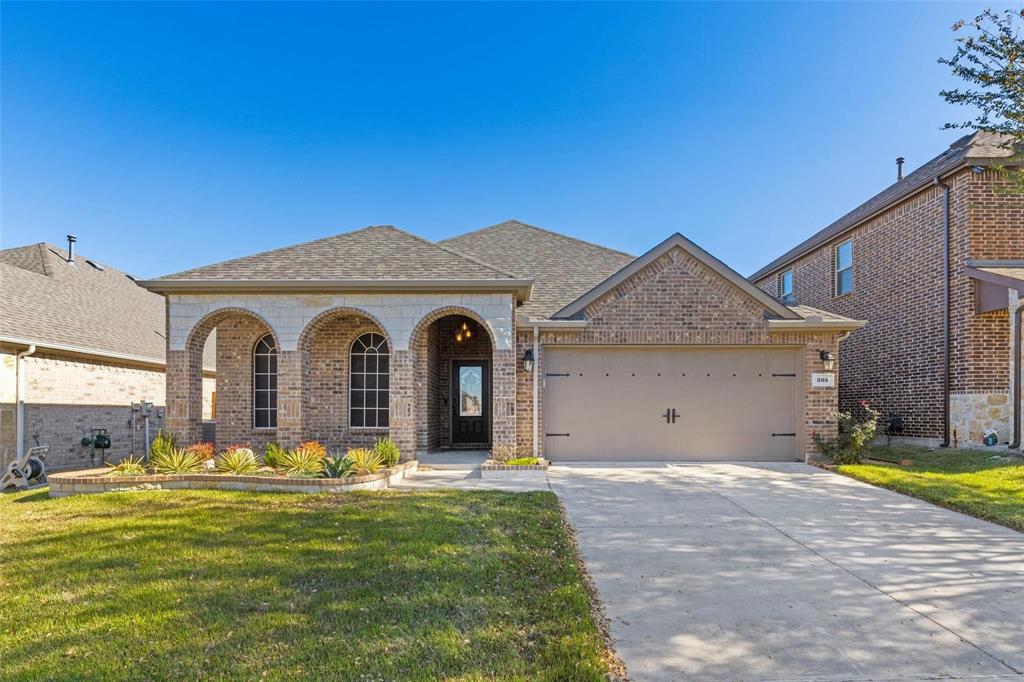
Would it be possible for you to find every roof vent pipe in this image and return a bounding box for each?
[66,234,77,264]
[896,157,905,181]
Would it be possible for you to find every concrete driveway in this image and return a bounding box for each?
[549,462,1024,681]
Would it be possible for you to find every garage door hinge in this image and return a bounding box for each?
[545,433,570,437]
[771,373,797,377]
[545,373,570,377]
[771,433,797,437]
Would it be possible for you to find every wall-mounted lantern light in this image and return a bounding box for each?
[522,349,535,373]
[819,349,836,371]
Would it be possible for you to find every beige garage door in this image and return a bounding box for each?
[544,347,802,461]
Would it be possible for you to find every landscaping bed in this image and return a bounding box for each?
[838,445,1024,532]
[0,487,616,680]
[480,456,549,479]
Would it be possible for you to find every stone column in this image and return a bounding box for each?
[164,346,203,446]
[491,347,517,455]
[389,348,417,461]
[275,349,304,448]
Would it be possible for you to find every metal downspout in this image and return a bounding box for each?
[15,344,37,458]
[532,326,539,457]
[1011,303,1023,450]
[934,177,952,447]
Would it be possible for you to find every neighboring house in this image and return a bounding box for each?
[0,240,215,470]
[751,132,1023,448]
[139,220,863,463]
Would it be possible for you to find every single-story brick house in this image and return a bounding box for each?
[140,221,864,462]
[0,239,215,471]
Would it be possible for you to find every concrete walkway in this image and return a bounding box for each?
[550,462,1024,682]
[391,467,548,491]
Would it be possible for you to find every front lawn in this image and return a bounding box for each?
[838,445,1024,532]
[0,488,615,681]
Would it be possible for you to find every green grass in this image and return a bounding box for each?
[0,488,612,681]
[838,445,1024,532]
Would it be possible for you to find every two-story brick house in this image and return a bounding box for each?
[752,132,1023,449]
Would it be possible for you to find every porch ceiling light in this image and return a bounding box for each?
[819,349,836,371]
[522,349,534,373]
[455,320,472,343]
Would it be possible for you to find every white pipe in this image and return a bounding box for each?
[15,344,36,458]
[532,326,539,457]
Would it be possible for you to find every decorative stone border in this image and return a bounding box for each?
[479,459,549,479]
[47,460,418,497]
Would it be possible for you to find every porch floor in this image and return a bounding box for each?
[416,450,489,470]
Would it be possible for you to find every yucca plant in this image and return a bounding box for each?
[373,438,400,468]
[151,447,205,475]
[322,454,355,478]
[106,455,147,477]
[278,447,326,478]
[215,448,260,475]
[346,448,383,476]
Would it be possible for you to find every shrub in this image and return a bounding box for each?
[106,455,147,477]
[216,448,260,475]
[814,401,880,465]
[373,438,400,468]
[490,443,525,463]
[263,442,285,468]
[346,448,382,475]
[323,455,355,478]
[151,447,206,475]
[149,430,177,461]
[278,448,325,478]
[505,457,539,466]
[297,441,327,460]
[186,441,216,461]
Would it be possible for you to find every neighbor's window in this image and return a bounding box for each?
[350,332,389,428]
[253,334,277,428]
[780,270,794,304]
[835,240,853,296]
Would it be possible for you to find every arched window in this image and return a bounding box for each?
[350,332,389,428]
[253,334,277,428]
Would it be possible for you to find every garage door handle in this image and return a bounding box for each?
[545,433,570,437]
[663,408,679,424]
[772,433,796,437]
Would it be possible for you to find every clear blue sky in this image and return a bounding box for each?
[0,1,1010,278]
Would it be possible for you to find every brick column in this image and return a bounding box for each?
[276,350,303,448]
[165,347,202,445]
[389,348,416,461]
[491,348,517,455]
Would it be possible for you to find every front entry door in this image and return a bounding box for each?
[451,360,490,446]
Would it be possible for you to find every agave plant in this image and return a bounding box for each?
[215,448,260,475]
[106,455,147,477]
[278,447,326,478]
[151,447,206,475]
[322,454,355,479]
[372,438,400,468]
[346,448,383,476]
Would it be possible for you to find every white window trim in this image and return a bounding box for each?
[835,239,854,296]
[349,332,390,430]
[779,270,794,304]
[253,333,278,430]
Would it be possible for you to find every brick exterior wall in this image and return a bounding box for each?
[515,245,845,457]
[755,167,1024,444]
[0,349,213,471]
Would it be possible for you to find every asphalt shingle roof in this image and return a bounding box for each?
[440,220,636,318]
[750,131,1018,281]
[155,225,519,282]
[0,243,214,368]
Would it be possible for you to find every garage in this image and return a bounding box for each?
[544,346,802,461]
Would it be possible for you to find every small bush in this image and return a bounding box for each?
[151,448,206,475]
[278,448,325,478]
[186,442,215,461]
[263,442,285,468]
[814,401,880,465]
[491,443,525,463]
[149,430,177,461]
[505,457,539,466]
[373,438,400,468]
[346,448,383,475]
[106,455,147,477]
[297,441,327,460]
[216,448,260,475]
[323,455,355,478]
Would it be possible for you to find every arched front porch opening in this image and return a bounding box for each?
[297,308,392,453]
[411,311,496,454]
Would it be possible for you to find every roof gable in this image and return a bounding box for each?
[554,233,800,320]
[154,225,520,282]
[441,220,635,318]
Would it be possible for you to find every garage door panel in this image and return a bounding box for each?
[545,347,801,462]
